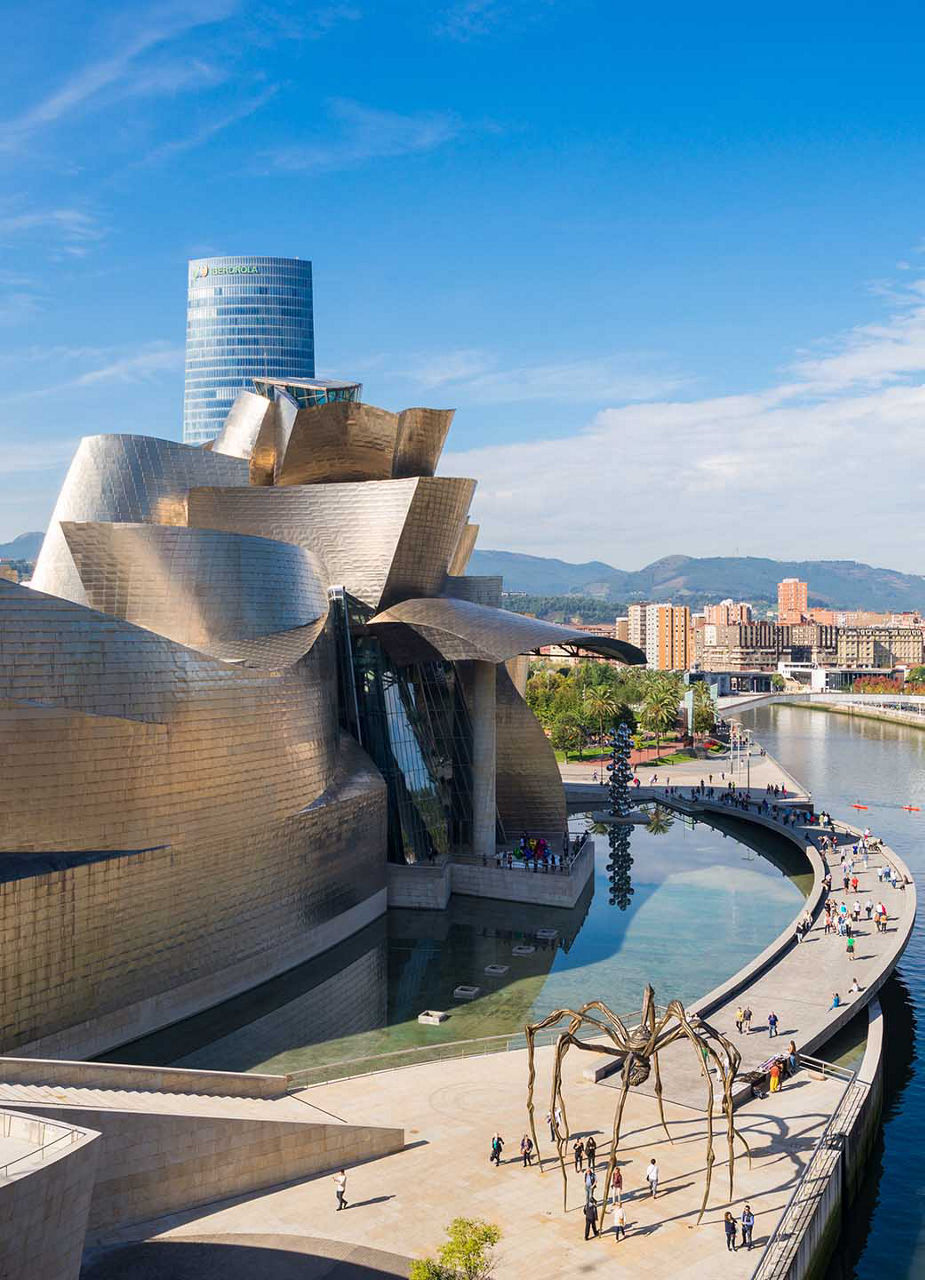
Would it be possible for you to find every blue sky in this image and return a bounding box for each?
[2,0,925,568]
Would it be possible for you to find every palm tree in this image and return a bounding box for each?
[646,805,675,836]
[583,687,618,748]
[641,681,680,759]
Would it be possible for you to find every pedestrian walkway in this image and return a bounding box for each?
[122,1037,846,1278]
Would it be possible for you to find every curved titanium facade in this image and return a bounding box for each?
[183,256,314,446]
[3,378,641,1058]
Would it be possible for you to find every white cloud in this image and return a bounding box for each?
[442,278,925,573]
[137,86,279,165]
[393,348,688,404]
[0,343,184,404]
[0,0,240,151]
[0,206,104,245]
[266,98,462,172]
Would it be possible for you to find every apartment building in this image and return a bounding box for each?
[836,627,925,669]
[777,578,808,625]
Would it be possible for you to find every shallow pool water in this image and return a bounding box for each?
[102,807,806,1075]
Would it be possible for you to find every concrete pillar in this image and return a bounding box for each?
[470,660,497,857]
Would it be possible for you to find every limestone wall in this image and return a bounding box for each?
[0,1110,99,1280]
[11,1102,403,1240]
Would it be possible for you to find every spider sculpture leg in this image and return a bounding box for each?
[599,1059,633,1229]
[525,1009,583,1172]
[525,1008,619,1198]
[645,994,673,1146]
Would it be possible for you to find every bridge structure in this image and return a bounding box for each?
[717,689,925,719]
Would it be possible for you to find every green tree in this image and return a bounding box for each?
[908,665,925,685]
[645,804,676,836]
[641,681,679,757]
[411,1218,501,1280]
[692,681,715,735]
[550,713,583,759]
[583,686,617,744]
[770,673,786,691]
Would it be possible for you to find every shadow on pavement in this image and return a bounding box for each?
[81,1234,411,1280]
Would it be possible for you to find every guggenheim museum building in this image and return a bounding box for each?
[0,351,641,1061]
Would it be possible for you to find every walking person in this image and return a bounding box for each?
[735,1006,744,1034]
[573,1138,584,1172]
[520,1134,533,1166]
[546,1110,556,1143]
[612,1199,627,1241]
[584,1195,599,1240]
[334,1168,348,1211]
[743,1006,753,1035]
[610,1165,623,1204]
[490,1132,504,1166]
[585,1135,597,1171]
[741,1204,755,1250]
[724,1210,738,1251]
[768,1010,779,1038]
[584,1167,597,1205]
[645,1157,659,1198]
[847,933,855,960]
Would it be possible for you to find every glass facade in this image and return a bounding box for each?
[183,256,314,446]
[329,591,476,865]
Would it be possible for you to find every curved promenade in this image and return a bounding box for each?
[99,761,916,1280]
[605,783,918,1108]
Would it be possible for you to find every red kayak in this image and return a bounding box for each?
[851,803,869,811]
[903,805,921,812]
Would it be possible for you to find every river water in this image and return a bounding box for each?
[735,704,925,1280]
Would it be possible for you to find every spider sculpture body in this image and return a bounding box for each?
[525,985,750,1224]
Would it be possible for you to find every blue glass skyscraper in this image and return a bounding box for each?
[183,256,314,445]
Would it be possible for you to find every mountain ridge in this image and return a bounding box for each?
[469,549,925,612]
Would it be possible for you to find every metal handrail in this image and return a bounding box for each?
[0,1126,80,1181]
[286,1007,656,1089]
[750,1066,861,1280]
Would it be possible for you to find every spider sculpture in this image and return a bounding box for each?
[525,985,750,1225]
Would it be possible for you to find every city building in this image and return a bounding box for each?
[777,578,808,624]
[628,602,648,653]
[644,602,691,670]
[13,382,643,1062]
[703,599,753,626]
[183,256,315,445]
[615,616,630,643]
[695,622,836,672]
[836,627,925,669]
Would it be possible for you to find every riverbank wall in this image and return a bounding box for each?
[752,999,884,1280]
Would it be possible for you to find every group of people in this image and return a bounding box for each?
[724,1206,757,1251]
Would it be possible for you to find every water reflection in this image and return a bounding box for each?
[102,810,804,1075]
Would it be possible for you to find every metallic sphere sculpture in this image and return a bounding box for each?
[525,984,750,1225]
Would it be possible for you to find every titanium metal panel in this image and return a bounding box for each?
[393,408,454,479]
[61,522,328,666]
[276,401,399,485]
[188,476,475,610]
[211,390,279,485]
[448,522,479,576]
[444,575,503,607]
[369,596,646,664]
[0,579,340,853]
[495,666,567,837]
[31,436,250,606]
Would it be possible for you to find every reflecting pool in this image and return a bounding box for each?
[102,807,805,1075]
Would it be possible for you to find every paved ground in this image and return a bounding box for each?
[81,1234,410,1279]
[115,1041,845,1278]
[84,747,913,1278]
[561,744,809,800]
